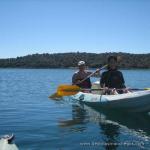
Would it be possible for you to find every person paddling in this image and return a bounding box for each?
[100,56,128,94]
[72,61,100,88]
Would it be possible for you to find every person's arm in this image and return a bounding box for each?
[72,73,81,85]
[100,72,106,87]
[119,72,126,88]
[100,72,109,94]
[119,71,131,93]
[72,73,77,85]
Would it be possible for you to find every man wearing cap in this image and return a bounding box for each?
[72,61,100,88]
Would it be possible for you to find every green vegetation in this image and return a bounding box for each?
[0,52,150,68]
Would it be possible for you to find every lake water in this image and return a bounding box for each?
[0,69,150,150]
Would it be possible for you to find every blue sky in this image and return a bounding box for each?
[0,0,150,58]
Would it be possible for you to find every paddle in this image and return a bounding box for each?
[49,92,63,99]
[55,86,150,96]
[49,65,108,99]
[51,85,150,98]
[128,88,150,91]
[78,64,108,84]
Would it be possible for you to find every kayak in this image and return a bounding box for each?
[71,89,150,113]
[0,135,19,150]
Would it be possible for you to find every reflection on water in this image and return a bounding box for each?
[100,122,119,150]
[59,105,87,132]
[58,103,150,150]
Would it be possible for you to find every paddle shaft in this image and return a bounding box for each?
[60,87,150,92]
[78,65,107,84]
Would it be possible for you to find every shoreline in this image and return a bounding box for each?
[0,67,150,70]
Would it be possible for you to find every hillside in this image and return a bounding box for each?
[0,52,150,68]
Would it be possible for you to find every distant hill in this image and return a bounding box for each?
[0,52,150,68]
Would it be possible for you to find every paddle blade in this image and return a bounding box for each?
[49,92,63,100]
[144,88,150,90]
[57,85,81,96]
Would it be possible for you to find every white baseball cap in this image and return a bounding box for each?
[78,61,85,66]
